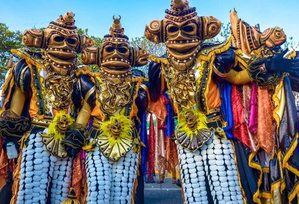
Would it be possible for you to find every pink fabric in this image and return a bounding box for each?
[232,85,251,149]
[249,83,258,135]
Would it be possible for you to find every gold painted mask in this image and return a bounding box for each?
[165,17,202,70]
[230,10,286,55]
[22,12,93,75]
[145,0,221,70]
[82,16,149,74]
[101,40,131,72]
[261,27,286,49]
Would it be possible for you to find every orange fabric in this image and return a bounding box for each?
[148,96,167,122]
[2,70,15,109]
[90,100,105,121]
[28,65,39,118]
[10,152,22,204]
[165,137,179,180]
[206,80,221,111]
[0,138,8,190]
[72,153,87,203]
[257,88,275,154]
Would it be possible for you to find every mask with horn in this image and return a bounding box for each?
[145,0,221,70]
[22,12,93,75]
[82,16,149,75]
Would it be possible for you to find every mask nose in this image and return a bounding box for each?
[175,30,186,41]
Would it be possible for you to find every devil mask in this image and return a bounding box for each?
[22,12,93,75]
[82,16,148,75]
[145,0,221,70]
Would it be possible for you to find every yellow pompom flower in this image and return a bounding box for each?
[177,108,208,137]
[48,111,74,140]
[97,114,134,161]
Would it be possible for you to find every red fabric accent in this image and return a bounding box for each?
[147,114,155,182]
[72,151,87,201]
[231,85,251,148]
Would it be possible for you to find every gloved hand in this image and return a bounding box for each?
[62,124,86,157]
[214,48,236,73]
[265,49,299,74]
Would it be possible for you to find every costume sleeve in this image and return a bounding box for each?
[2,58,31,111]
[13,59,31,93]
[135,86,148,117]
[213,48,252,85]
[0,58,32,146]
[148,61,164,102]
[72,74,96,117]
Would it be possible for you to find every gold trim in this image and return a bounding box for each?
[97,114,134,162]
[272,78,285,131]
[84,86,96,102]
[231,142,248,204]
[248,151,263,204]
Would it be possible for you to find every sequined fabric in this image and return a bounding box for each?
[257,88,275,154]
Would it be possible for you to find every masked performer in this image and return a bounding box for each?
[0,12,92,203]
[229,10,299,204]
[74,16,148,203]
[145,0,299,203]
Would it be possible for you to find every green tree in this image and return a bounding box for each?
[0,23,23,78]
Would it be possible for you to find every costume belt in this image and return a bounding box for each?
[32,116,53,128]
[31,114,72,158]
[206,111,227,138]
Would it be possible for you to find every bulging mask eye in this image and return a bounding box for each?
[117,46,128,54]
[105,46,115,53]
[168,25,179,33]
[66,38,77,45]
[182,25,194,33]
[54,36,65,43]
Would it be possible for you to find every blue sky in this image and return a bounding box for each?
[0,0,298,42]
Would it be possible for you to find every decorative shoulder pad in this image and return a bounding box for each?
[73,73,96,110]
[13,59,31,92]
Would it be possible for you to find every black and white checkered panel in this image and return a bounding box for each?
[86,147,112,204]
[110,150,138,204]
[178,134,243,204]
[17,129,72,204]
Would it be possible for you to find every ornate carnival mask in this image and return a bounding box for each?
[145,0,221,70]
[22,12,93,75]
[230,9,286,55]
[82,16,149,74]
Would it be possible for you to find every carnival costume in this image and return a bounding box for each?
[74,16,148,203]
[0,12,92,203]
[229,10,299,204]
[145,0,299,203]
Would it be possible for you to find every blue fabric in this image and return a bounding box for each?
[284,76,299,134]
[140,111,148,175]
[219,82,235,139]
[165,93,175,138]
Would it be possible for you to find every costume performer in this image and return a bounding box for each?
[145,0,299,203]
[74,16,148,203]
[0,12,92,203]
[228,10,299,204]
